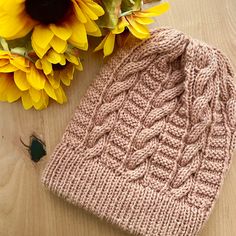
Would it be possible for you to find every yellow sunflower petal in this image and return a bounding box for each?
[41,58,53,75]
[14,70,30,91]
[72,0,87,23]
[0,0,25,15]
[76,62,83,71]
[21,92,33,110]
[86,28,101,37]
[47,74,60,89]
[95,33,116,56]
[112,27,125,35]
[60,64,74,86]
[0,12,34,40]
[84,15,102,37]
[85,1,104,16]
[10,56,29,72]
[60,74,71,86]
[32,90,48,110]
[136,2,170,17]
[32,38,50,58]
[60,56,66,66]
[0,63,18,73]
[103,33,116,57]
[35,60,42,70]
[32,25,54,49]
[29,87,41,103]
[54,86,67,104]
[68,17,88,50]
[50,36,67,53]
[0,59,9,67]
[127,17,150,35]
[134,16,154,25]
[65,53,79,65]
[127,24,150,39]
[46,50,62,64]
[0,92,7,101]
[112,20,126,34]
[49,24,72,41]
[119,17,129,28]
[111,17,129,34]
[40,91,49,109]
[6,82,22,102]
[26,66,45,90]
[78,0,100,20]
[0,50,10,56]
[0,74,11,101]
[32,99,43,110]
[44,81,57,100]
[65,52,83,70]
[94,36,107,52]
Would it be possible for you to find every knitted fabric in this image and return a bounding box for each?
[42,28,236,236]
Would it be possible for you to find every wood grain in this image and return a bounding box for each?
[0,0,236,235]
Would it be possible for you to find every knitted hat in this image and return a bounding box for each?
[42,28,236,236]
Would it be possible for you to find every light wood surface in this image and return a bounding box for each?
[0,0,236,235]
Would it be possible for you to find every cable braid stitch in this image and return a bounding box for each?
[125,85,184,177]
[169,42,219,199]
[83,29,189,165]
[186,48,236,208]
[124,70,186,182]
[83,55,157,160]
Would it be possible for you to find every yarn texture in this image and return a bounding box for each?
[42,28,236,236]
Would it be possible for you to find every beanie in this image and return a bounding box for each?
[42,27,236,236]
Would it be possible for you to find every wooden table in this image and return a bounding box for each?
[0,0,236,235]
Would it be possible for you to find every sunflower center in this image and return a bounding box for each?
[25,0,72,24]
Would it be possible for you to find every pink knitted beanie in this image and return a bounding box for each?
[42,28,236,236]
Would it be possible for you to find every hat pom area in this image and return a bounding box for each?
[42,28,236,236]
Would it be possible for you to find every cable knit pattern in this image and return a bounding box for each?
[42,28,236,236]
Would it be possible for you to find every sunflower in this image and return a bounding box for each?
[94,2,169,57]
[0,50,48,109]
[36,48,83,87]
[35,48,82,74]
[0,49,81,110]
[0,0,104,58]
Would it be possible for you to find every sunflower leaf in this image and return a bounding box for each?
[121,0,142,14]
[97,0,122,29]
[7,32,33,52]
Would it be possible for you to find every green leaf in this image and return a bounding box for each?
[7,32,33,52]
[121,0,142,15]
[97,0,122,29]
